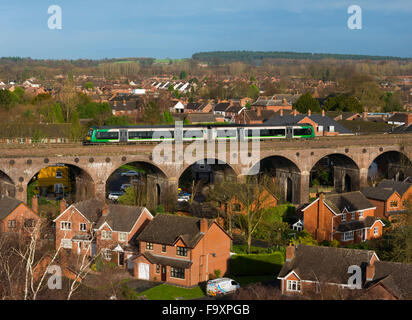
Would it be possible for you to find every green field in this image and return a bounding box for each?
[138,284,205,300]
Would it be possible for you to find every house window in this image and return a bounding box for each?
[374,227,379,236]
[61,239,72,249]
[390,201,398,208]
[359,211,364,219]
[318,126,323,132]
[329,126,335,132]
[102,249,112,261]
[156,264,160,273]
[101,230,112,240]
[118,232,127,242]
[56,170,63,178]
[79,223,87,232]
[171,267,185,279]
[162,245,167,253]
[176,246,188,257]
[8,220,17,229]
[341,214,346,222]
[351,212,355,220]
[402,200,408,208]
[61,221,71,230]
[24,219,35,228]
[286,280,301,292]
[343,231,354,241]
[146,242,153,250]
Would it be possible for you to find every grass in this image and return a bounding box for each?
[137,284,205,300]
[229,252,284,276]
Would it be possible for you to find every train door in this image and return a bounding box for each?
[286,127,293,138]
[120,130,128,142]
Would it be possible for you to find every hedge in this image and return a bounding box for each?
[229,252,284,276]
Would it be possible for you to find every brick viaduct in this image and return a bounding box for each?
[0,133,411,206]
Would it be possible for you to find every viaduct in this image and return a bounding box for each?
[0,134,411,206]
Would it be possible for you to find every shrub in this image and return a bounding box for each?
[229,252,284,276]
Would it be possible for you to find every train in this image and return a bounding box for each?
[83,123,315,144]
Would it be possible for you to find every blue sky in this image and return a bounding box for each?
[0,0,411,59]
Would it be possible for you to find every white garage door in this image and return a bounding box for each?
[138,263,150,280]
[127,256,134,270]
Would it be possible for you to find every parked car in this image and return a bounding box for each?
[206,278,240,297]
[177,192,191,202]
[121,170,139,177]
[120,184,131,191]
[107,191,125,200]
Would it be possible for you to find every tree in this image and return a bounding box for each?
[118,177,148,207]
[83,82,94,90]
[179,70,187,80]
[58,75,79,122]
[0,90,14,110]
[382,92,402,112]
[233,176,275,253]
[142,101,164,125]
[293,92,321,113]
[247,84,260,100]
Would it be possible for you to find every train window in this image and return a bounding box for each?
[96,131,119,139]
[153,131,174,139]
[183,130,203,139]
[128,131,154,139]
[293,128,312,136]
[246,129,260,137]
[216,130,237,138]
[260,129,286,137]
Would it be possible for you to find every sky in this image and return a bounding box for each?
[0,0,411,59]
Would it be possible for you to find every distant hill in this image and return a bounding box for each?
[192,51,411,64]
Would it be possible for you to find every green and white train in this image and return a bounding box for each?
[83,124,315,144]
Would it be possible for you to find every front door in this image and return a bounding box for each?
[119,252,124,266]
[161,265,166,281]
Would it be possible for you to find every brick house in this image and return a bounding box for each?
[134,214,232,287]
[0,196,41,234]
[300,192,384,245]
[361,187,404,221]
[94,204,153,269]
[377,179,412,211]
[278,244,412,299]
[53,199,153,267]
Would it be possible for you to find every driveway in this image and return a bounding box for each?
[124,279,162,293]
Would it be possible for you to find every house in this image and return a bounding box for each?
[361,187,405,221]
[300,192,384,244]
[278,244,378,296]
[94,203,153,269]
[134,214,232,287]
[278,244,412,299]
[264,109,353,136]
[213,102,231,118]
[387,113,412,126]
[35,165,71,197]
[186,113,217,124]
[224,106,244,123]
[53,199,153,266]
[251,97,293,113]
[0,196,41,234]
[226,187,278,215]
[170,101,185,114]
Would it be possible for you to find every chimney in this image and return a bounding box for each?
[114,100,117,107]
[257,107,262,117]
[366,263,375,281]
[200,218,208,234]
[293,109,297,117]
[286,244,295,262]
[280,109,284,117]
[308,109,312,116]
[123,99,126,106]
[32,195,38,213]
[60,199,67,213]
[102,203,110,217]
[283,98,287,105]
[322,109,325,117]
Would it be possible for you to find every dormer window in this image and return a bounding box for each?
[341,214,346,222]
[176,246,188,257]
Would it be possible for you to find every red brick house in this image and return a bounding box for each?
[53,199,153,266]
[134,214,232,287]
[300,192,384,245]
[94,204,153,269]
[278,244,412,299]
[0,196,41,234]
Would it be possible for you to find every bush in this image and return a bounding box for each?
[229,252,284,276]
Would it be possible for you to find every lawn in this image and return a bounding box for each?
[138,284,205,300]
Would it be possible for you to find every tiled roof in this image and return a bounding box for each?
[323,191,375,213]
[336,216,378,232]
[95,206,146,232]
[0,197,23,220]
[136,214,213,248]
[278,244,375,284]
[141,251,193,269]
[72,199,105,223]
[377,179,412,197]
[361,187,398,201]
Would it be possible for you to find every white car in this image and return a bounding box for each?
[107,191,124,200]
[206,278,240,297]
[120,184,132,191]
[121,170,139,177]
